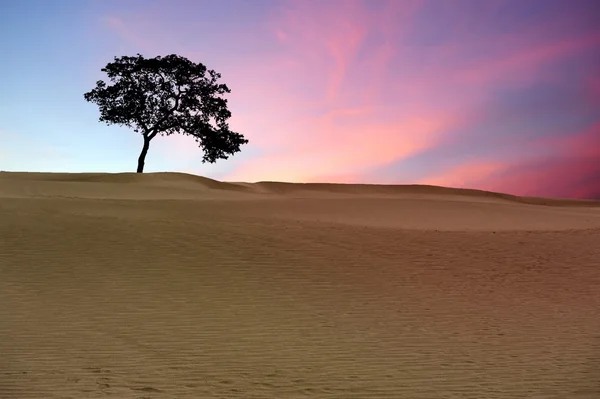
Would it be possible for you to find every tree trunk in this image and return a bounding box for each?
[137,136,151,173]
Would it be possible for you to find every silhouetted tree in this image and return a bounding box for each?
[84,54,248,173]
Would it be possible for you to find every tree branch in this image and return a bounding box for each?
[148,85,182,139]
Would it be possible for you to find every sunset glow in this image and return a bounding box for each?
[1,0,599,199]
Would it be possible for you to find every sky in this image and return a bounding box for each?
[1,0,599,199]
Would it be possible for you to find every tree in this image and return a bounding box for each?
[84,54,248,173]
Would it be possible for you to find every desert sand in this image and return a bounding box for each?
[1,171,599,398]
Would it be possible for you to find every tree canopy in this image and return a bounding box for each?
[84,53,248,172]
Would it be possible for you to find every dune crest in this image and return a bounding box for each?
[1,171,599,207]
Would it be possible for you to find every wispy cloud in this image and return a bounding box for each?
[420,122,600,199]
[225,107,461,182]
[94,0,600,198]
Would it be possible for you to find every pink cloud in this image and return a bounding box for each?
[266,0,368,105]
[100,0,599,197]
[454,32,600,87]
[588,76,600,104]
[217,0,492,183]
[543,122,600,158]
[419,161,508,190]
[324,23,366,103]
[223,109,462,182]
[263,0,427,105]
[420,122,600,199]
[485,155,600,200]
[382,9,600,101]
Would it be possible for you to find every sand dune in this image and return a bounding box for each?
[1,172,599,398]
[3,171,598,204]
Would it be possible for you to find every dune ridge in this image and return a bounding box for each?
[2,171,599,206]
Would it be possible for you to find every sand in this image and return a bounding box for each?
[1,171,599,398]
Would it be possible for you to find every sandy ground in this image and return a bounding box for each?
[1,171,599,399]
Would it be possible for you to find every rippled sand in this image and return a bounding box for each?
[1,172,599,398]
